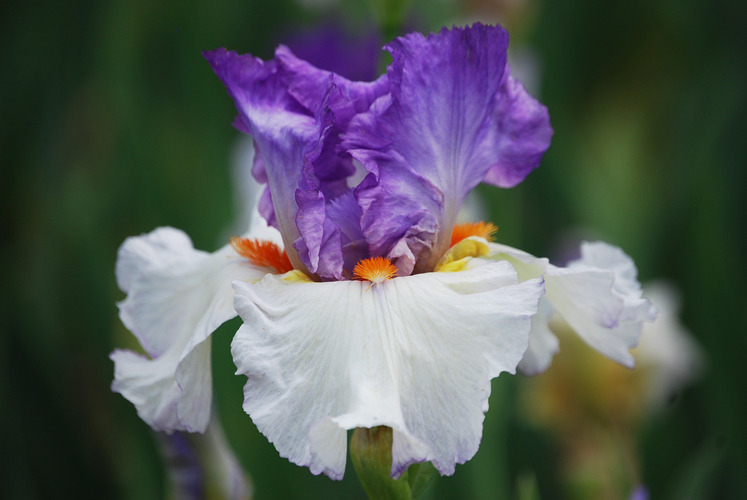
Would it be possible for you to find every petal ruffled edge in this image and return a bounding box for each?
[111,340,212,433]
[560,242,658,367]
[206,47,377,280]
[112,226,269,432]
[488,241,656,372]
[343,24,552,274]
[231,262,543,479]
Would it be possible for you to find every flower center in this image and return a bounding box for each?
[353,257,398,286]
[450,222,498,247]
[230,237,294,274]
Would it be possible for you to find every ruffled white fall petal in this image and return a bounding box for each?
[489,241,656,374]
[517,298,560,376]
[231,262,543,479]
[111,227,268,433]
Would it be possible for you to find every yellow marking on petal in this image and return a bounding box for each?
[435,237,490,273]
[280,269,315,283]
[450,221,498,247]
[353,257,397,289]
[230,237,294,274]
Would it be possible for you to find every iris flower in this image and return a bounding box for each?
[112,23,652,481]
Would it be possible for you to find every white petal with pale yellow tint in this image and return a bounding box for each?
[517,298,559,375]
[488,241,655,372]
[545,265,634,365]
[112,226,269,432]
[570,242,657,325]
[635,281,702,408]
[231,262,543,479]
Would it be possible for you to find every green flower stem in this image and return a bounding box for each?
[351,426,434,500]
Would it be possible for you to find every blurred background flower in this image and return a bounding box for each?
[518,279,703,499]
[2,0,745,498]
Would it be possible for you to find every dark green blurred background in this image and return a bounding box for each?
[2,0,746,498]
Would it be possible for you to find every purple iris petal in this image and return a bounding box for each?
[156,432,204,499]
[205,48,317,271]
[276,45,389,126]
[343,24,552,274]
[284,24,381,82]
[629,485,649,500]
[277,47,392,278]
[205,48,366,279]
[207,24,551,279]
[324,191,368,273]
[482,71,554,187]
[248,143,279,228]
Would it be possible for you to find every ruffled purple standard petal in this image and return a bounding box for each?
[343,24,552,274]
[257,184,277,230]
[276,45,389,126]
[482,70,554,188]
[324,191,368,273]
[244,141,280,229]
[206,48,384,280]
[276,46,392,278]
[289,95,347,280]
[293,184,344,280]
[205,48,317,272]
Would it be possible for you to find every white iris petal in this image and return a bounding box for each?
[111,227,268,433]
[231,261,543,479]
[571,242,657,324]
[488,241,656,374]
[635,281,702,408]
[517,298,560,376]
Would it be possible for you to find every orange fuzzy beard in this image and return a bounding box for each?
[450,221,498,247]
[353,256,398,285]
[230,237,294,274]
